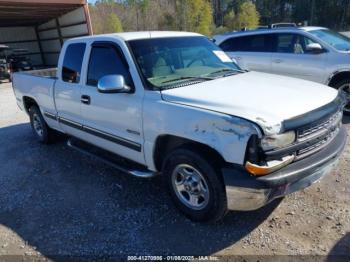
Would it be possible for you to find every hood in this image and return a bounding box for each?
[161,71,338,134]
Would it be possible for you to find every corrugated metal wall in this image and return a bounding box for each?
[0,27,42,65]
[0,6,90,67]
[37,7,89,66]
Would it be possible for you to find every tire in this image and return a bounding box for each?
[163,147,227,222]
[333,79,350,115]
[29,105,53,144]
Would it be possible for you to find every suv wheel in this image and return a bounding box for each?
[333,79,350,115]
[29,106,53,144]
[163,147,227,222]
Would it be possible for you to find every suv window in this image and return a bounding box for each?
[275,33,318,54]
[219,37,242,52]
[220,34,272,52]
[62,43,86,83]
[87,45,132,87]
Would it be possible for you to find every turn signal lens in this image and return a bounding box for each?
[245,155,295,176]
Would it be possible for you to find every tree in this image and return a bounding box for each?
[106,13,123,33]
[235,1,260,29]
[176,0,214,35]
[223,10,236,30]
[195,0,214,35]
[222,1,260,31]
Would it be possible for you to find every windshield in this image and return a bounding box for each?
[309,29,350,51]
[128,36,242,89]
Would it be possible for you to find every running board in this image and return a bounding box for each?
[67,138,156,178]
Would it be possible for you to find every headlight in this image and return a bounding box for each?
[261,131,296,151]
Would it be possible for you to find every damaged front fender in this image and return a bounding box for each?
[142,95,263,169]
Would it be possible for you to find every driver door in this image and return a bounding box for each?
[80,42,144,164]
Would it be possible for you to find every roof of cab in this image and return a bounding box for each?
[69,31,202,43]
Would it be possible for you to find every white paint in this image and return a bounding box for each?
[12,32,338,172]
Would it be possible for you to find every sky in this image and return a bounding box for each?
[88,0,97,4]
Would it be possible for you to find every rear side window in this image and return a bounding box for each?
[220,34,272,52]
[276,34,295,53]
[62,43,86,83]
[219,37,242,52]
[87,45,132,87]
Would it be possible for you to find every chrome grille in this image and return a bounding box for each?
[295,110,342,159]
[297,111,342,139]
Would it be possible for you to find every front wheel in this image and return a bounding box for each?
[333,79,350,115]
[163,148,227,222]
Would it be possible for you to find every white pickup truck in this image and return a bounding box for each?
[12,31,347,222]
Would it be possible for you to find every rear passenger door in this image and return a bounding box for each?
[219,34,273,73]
[55,43,86,137]
[271,33,327,82]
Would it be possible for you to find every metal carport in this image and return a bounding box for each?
[0,0,92,67]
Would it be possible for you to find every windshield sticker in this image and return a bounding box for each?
[213,50,232,62]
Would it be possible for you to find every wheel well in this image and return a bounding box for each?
[23,96,38,114]
[153,135,225,171]
[329,71,350,88]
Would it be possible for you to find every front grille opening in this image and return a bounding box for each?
[297,111,342,139]
[295,111,342,159]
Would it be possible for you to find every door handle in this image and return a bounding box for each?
[81,95,91,105]
[273,59,283,64]
[235,56,242,60]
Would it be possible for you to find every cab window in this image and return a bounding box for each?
[62,43,86,83]
[87,45,132,87]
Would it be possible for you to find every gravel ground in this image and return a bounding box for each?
[0,82,349,260]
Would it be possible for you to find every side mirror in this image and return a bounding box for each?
[306,43,324,54]
[97,74,131,93]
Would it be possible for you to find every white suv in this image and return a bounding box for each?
[214,27,350,113]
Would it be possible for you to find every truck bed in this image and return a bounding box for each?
[12,68,58,119]
[20,68,57,79]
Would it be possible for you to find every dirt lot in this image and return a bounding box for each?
[0,82,349,260]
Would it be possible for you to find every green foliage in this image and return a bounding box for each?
[223,1,260,31]
[106,13,123,33]
[212,25,230,35]
[223,10,236,30]
[195,0,214,35]
[254,0,350,30]
[175,0,214,35]
[90,0,350,35]
[236,1,260,29]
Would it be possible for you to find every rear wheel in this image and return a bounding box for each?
[29,105,54,144]
[163,147,227,222]
[333,79,350,115]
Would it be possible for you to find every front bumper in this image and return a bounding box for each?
[222,126,347,211]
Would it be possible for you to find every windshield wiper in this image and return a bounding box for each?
[207,68,246,77]
[161,76,214,84]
